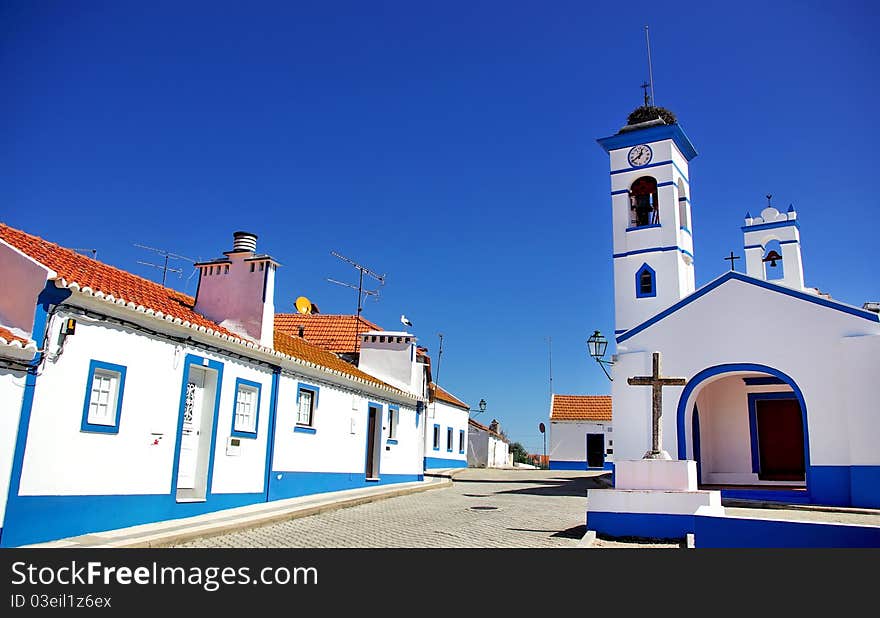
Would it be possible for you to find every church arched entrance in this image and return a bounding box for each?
[675,364,811,501]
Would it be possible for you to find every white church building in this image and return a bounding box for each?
[0,225,439,547]
[597,111,880,509]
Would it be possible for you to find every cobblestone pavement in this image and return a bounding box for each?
[174,468,645,548]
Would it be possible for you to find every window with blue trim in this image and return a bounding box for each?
[388,406,399,442]
[81,360,127,434]
[636,263,656,298]
[296,383,319,429]
[231,378,261,438]
[432,424,440,450]
[446,427,453,452]
[459,429,465,454]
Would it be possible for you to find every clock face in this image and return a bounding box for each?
[628,144,653,167]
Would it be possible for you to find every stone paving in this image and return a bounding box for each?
[174,468,642,548]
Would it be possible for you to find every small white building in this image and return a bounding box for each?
[468,418,511,468]
[596,112,880,508]
[424,384,470,470]
[0,225,429,547]
[548,395,613,471]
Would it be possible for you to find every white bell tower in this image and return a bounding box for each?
[597,115,699,335]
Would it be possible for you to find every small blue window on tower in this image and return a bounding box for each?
[636,263,656,298]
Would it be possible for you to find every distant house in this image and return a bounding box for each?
[424,384,469,470]
[549,395,613,470]
[468,418,511,468]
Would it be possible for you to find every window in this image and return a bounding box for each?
[231,378,261,438]
[629,176,660,227]
[433,424,440,451]
[447,427,453,452]
[635,263,656,298]
[296,383,320,431]
[81,360,127,434]
[388,406,399,442]
[459,430,465,454]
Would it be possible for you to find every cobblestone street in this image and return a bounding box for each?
[175,468,612,548]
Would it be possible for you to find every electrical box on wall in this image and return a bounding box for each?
[226,437,242,456]
[350,418,357,434]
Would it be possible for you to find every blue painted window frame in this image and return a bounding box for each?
[459,429,465,454]
[387,404,399,443]
[432,424,441,451]
[415,401,422,427]
[635,263,656,298]
[446,427,454,452]
[80,359,127,434]
[231,377,262,439]
[748,391,799,474]
[295,382,320,431]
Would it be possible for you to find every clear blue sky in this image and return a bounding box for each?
[2,1,878,454]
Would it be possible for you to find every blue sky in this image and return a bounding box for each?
[2,1,878,454]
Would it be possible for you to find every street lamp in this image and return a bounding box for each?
[470,398,487,415]
[587,330,614,381]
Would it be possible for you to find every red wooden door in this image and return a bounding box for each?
[756,399,805,481]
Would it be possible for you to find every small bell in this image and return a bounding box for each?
[762,250,783,267]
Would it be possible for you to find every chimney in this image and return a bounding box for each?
[298,325,305,338]
[193,231,279,347]
[357,330,421,394]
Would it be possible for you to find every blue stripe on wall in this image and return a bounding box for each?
[1,492,265,548]
[693,514,880,548]
[586,511,694,539]
[850,466,880,508]
[268,471,422,501]
[550,460,586,470]
[424,456,467,469]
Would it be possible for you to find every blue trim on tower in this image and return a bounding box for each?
[611,159,690,186]
[742,219,800,233]
[679,226,691,236]
[230,377,262,439]
[747,391,797,474]
[635,263,657,298]
[597,123,699,161]
[617,271,879,344]
[613,245,694,260]
[79,359,127,434]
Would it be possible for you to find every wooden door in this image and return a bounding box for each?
[587,433,605,468]
[756,398,805,481]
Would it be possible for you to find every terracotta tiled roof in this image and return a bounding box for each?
[468,417,507,442]
[0,326,30,346]
[0,223,241,339]
[0,223,412,397]
[550,395,612,421]
[272,329,405,393]
[275,314,381,353]
[431,384,469,410]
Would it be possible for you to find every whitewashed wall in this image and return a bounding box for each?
[467,426,488,467]
[424,399,468,466]
[17,307,272,497]
[612,277,880,469]
[0,241,51,337]
[0,368,26,526]
[549,420,612,464]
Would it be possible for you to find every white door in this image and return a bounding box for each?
[177,367,206,489]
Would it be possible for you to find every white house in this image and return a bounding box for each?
[468,418,511,468]
[0,225,428,547]
[548,395,613,471]
[424,384,470,470]
[596,111,880,508]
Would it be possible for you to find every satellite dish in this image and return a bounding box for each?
[295,296,313,315]
[539,422,545,434]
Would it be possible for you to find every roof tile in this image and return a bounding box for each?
[275,314,381,353]
[550,395,612,421]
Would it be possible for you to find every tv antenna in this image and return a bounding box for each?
[134,243,195,287]
[73,248,98,260]
[435,333,444,385]
[326,250,386,353]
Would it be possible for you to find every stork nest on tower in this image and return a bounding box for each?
[625,105,677,127]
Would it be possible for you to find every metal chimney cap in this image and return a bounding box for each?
[231,231,258,253]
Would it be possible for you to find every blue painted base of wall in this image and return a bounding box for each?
[268,471,422,501]
[1,492,264,548]
[851,466,880,508]
[694,515,880,548]
[587,511,694,539]
[423,456,467,470]
[721,489,811,504]
[549,460,614,472]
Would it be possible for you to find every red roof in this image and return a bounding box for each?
[468,417,508,442]
[275,314,381,353]
[0,326,30,347]
[550,395,612,421]
[431,384,469,410]
[0,223,410,396]
[0,223,241,339]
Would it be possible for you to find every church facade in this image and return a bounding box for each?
[598,114,880,508]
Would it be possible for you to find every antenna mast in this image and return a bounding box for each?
[435,333,444,385]
[134,243,195,287]
[327,251,386,353]
[645,25,655,106]
[548,336,553,400]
